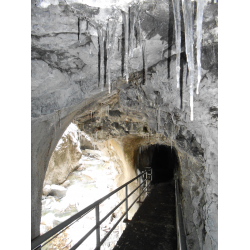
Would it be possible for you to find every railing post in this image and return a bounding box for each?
[95,204,100,250]
[125,185,128,220]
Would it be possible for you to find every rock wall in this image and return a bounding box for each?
[43,123,82,186]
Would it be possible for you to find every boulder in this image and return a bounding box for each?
[62,180,71,188]
[49,184,67,198]
[43,185,51,196]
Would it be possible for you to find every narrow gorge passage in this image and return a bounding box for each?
[150,145,177,184]
[114,145,178,250]
[113,181,176,250]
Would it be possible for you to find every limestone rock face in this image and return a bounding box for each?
[44,123,82,186]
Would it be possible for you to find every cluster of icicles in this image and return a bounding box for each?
[78,4,147,93]
[77,0,211,121]
[173,0,210,121]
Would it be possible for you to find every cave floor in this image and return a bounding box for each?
[113,180,177,250]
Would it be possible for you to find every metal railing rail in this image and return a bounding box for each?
[32,168,152,250]
[174,170,187,250]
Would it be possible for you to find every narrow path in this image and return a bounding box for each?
[113,180,177,250]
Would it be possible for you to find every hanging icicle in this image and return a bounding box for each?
[129,6,136,57]
[106,17,118,93]
[172,0,181,88]
[106,21,111,93]
[138,19,142,48]
[97,27,105,91]
[122,10,129,84]
[196,0,205,95]
[78,18,81,43]
[142,39,148,85]
[182,0,195,121]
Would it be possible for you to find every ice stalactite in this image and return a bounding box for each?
[78,18,81,42]
[196,0,205,95]
[182,0,195,121]
[142,39,148,85]
[129,6,137,57]
[122,10,129,84]
[97,27,105,91]
[137,19,142,48]
[106,17,118,93]
[172,0,181,88]
[106,21,111,93]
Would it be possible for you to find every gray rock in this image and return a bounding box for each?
[62,180,71,188]
[49,184,67,198]
[43,185,51,196]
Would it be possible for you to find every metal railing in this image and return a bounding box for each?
[31,168,152,250]
[174,170,187,250]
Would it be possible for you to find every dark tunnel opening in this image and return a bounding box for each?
[138,144,179,184]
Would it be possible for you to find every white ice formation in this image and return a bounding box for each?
[182,0,195,121]
[196,0,205,95]
[172,0,181,89]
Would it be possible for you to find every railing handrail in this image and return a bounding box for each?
[32,169,152,250]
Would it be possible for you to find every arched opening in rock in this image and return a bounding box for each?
[138,144,179,184]
[151,145,178,184]
[41,122,124,249]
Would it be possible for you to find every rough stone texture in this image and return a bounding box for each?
[31,0,218,249]
[43,123,82,186]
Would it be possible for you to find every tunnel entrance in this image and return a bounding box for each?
[138,144,178,184]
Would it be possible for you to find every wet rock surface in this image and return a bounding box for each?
[114,181,177,250]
